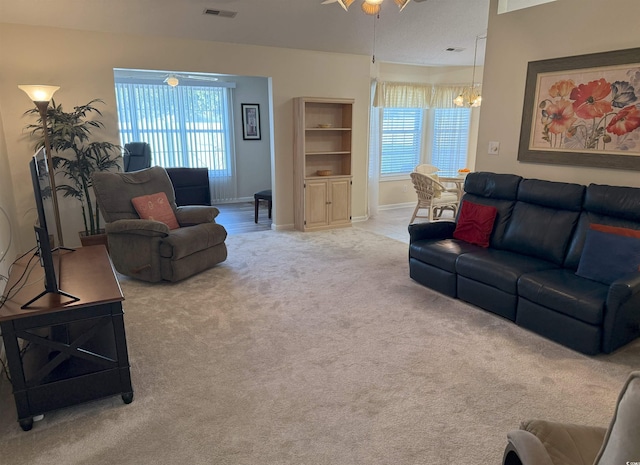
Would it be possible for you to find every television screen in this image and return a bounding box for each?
[22,148,78,309]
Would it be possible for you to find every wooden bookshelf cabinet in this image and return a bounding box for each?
[294,97,354,231]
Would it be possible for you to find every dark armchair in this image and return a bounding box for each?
[92,166,227,283]
[123,142,152,172]
[166,167,211,206]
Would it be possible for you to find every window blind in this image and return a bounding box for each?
[430,108,471,175]
[380,108,423,176]
[114,82,236,202]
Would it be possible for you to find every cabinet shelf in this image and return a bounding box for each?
[294,97,354,232]
[305,151,351,155]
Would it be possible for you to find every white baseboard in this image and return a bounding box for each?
[378,202,416,211]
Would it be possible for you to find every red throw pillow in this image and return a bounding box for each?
[453,200,498,247]
[131,192,180,230]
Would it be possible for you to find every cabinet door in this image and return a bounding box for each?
[329,179,351,225]
[305,180,329,229]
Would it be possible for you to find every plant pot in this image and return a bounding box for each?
[79,230,109,252]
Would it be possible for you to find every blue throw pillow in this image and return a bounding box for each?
[576,228,640,285]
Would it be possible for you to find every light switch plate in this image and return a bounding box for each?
[488,141,500,155]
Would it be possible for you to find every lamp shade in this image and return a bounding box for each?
[18,85,60,102]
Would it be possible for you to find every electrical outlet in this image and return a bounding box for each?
[488,141,500,155]
[403,184,408,193]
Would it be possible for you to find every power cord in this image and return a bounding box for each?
[0,247,38,310]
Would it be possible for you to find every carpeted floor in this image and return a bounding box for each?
[0,228,639,464]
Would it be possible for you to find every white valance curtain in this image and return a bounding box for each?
[372,80,467,109]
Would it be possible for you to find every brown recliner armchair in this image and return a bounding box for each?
[503,371,640,465]
[92,166,227,282]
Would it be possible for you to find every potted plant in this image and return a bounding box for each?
[25,99,122,246]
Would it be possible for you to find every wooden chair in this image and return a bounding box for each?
[409,172,460,223]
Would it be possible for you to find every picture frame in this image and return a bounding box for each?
[518,47,640,170]
[241,103,261,140]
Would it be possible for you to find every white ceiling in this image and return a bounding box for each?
[0,0,490,67]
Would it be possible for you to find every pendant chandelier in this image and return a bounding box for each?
[323,0,418,15]
[454,35,486,108]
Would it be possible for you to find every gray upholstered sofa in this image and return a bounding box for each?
[409,172,640,355]
[92,166,227,283]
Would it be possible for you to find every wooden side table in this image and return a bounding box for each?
[0,246,133,431]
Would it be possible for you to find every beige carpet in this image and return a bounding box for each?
[0,228,639,464]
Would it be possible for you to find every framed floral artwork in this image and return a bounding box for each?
[518,47,640,170]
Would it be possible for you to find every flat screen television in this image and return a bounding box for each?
[22,148,78,309]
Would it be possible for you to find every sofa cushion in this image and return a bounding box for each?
[160,222,227,260]
[410,238,482,273]
[456,249,558,294]
[518,268,608,325]
[131,192,180,230]
[594,371,640,465]
[517,179,584,211]
[501,202,580,265]
[585,184,640,222]
[453,200,498,247]
[576,225,640,285]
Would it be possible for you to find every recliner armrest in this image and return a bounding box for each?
[105,219,169,237]
[408,221,456,243]
[175,205,220,226]
[504,430,554,465]
[607,271,640,308]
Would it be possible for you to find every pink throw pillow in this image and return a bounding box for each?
[131,192,179,230]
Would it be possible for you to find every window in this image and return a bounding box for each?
[379,107,470,176]
[114,82,233,174]
[380,108,423,176]
[430,108,471,174]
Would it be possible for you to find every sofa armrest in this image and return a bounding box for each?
[408,221,456,243]
[603,272,640,353]
[504,430,554,465]
[175,205,220,226]
[505,420,606,465]
[607,272,640,307]
[105,219,169,237]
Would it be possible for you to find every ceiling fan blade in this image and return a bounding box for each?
[321,0,339,4]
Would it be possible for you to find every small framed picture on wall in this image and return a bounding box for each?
[241,103,261,140]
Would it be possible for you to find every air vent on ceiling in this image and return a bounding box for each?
[203,9,237,18]
[445,47,465,52]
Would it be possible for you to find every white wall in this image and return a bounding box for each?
[0,23,371,248]
[477,0,640,187]
[0,104,19,291]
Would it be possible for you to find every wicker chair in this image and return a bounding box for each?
[414,163,439,175]
[409,171,460,223]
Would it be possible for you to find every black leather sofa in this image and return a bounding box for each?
[409,172,640,355]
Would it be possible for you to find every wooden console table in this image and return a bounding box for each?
[0,245,133,431]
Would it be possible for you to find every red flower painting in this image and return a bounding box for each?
[536,70,640,152]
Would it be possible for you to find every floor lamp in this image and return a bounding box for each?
[19,85,65,247]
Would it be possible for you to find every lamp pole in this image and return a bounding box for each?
[19,85,65,247]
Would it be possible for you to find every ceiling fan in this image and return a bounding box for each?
[322,0,428,15]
